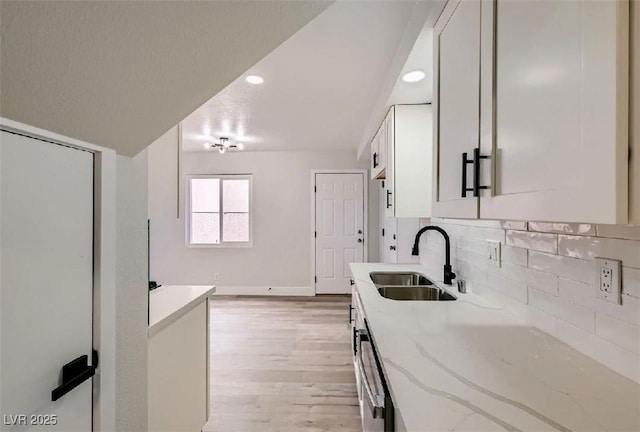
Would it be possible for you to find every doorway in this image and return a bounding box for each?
[313,171,367,294]
[1,130,95,431]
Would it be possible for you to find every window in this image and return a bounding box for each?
[187,175,252,246]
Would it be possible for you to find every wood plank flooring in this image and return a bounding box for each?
[203,296,362,432]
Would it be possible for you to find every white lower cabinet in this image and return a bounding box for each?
[433,0,631,224]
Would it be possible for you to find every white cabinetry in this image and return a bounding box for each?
[384,104,433,218]
[378,181,420,264]
[370,124,386,180]
[433,0,630,224]
[631,0,639,224]
[432,0,481,219]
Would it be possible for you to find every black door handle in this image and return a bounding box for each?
[373,152,379,168]
[52,350,98,401]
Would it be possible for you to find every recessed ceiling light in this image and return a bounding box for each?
[245,75,264,85]
[236,143,244,150]
[203,142,211,149]
[402,70,426,83]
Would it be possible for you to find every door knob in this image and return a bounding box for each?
[390,245,396,251]
[357,238,363,243]
[357,230,363,234]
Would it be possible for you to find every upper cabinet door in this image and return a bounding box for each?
[432,0,481,219]
[479,0,629,224]
[370,127,381,179]
[384,107,396,217]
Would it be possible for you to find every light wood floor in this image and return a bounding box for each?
[202,296,362,432]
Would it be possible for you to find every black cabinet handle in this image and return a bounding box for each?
[52,351,98,401]
[472,148,490,197]
[390,245,396,251]
[352,326,358,356]
[373,152,379,168]
[461,152,474,197]
[349,304,354,323]
[350,279,355,286]
[461,149,490,197]
[386,190,392,208]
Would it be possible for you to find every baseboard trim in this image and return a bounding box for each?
[210,286,315,296]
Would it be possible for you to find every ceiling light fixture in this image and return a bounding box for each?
[402,70,426,83]
[245,75,264,85]
[206,137,244,154]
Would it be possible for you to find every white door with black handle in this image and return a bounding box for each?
[0,131,94,431]
[315,173,365,294]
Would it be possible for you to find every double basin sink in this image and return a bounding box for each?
[370,271,456,301]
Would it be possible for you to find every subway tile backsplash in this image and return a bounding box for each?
[419,217,640,383]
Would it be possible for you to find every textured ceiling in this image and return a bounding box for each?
[0,0,332,156]
[181,0,423,153]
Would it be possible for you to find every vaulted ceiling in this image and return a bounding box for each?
[0,0,332,156]
[181,0,442,153]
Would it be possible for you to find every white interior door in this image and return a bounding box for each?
[0,131,94,431]
[315,173,364,294]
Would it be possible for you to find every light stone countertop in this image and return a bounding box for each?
[350,263,640,432]
[148,285,216,337]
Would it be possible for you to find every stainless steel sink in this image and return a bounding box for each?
[370,271,456,301]
[369,271,434,286]
[377,285,456,301]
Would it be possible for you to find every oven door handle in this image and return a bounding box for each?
[357,330,385,419]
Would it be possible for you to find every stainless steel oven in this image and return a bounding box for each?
[356,319,394,432]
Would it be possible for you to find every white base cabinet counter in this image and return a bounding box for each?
[349,263,640,432]
[148,285,216,432]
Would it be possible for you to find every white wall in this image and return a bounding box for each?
[417,217,640,383]
[148,127,378,290]
[115,151,149,431]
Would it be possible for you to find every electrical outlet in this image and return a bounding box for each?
[487,241,501,267]
[594,257,621,304]
[213,273,220,281]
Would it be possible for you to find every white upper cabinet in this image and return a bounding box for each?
[479,0,630,224]
[432,0,481,219]
[370,123,386,180]
[631,0,639,224]
[385,104,433,218]
[433,0,630,224]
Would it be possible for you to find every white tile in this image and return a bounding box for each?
[528,251,592,284]
[500,220,528,231]
[492,262,558,295]
[528,287,595,331]
[556,320,640,383]
[558,278,594,309]
[431,217,503,229]
[596,224,640,240]
[529,222,596,236]
[524,305,559,336]
[501,245,528,267]
[557,235,640,269]
[506,230,557,254]
[487,271,528,303]
[596,313,640,354]
[622,266,640,298]
[592,295,640,326]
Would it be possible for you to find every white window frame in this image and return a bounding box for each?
[186,174,253,248]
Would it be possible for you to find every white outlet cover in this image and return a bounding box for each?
[594,257,621,305]
[487,241,501,267]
